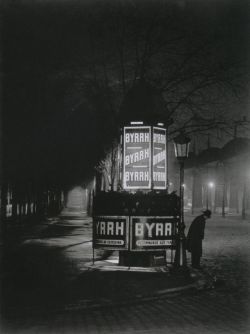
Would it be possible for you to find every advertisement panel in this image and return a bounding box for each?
[93,216,129,250]
[153,127,167,189]
[130,216,178,251]
[123,126,151,189]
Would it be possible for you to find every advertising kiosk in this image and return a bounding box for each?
[93,124,181,267]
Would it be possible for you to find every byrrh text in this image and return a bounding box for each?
[125,132,150,143]
[96,221,124,236]
[135,222,172,237]
[125,171,149,182]
[125,149,149,165]
[153,133,165,144]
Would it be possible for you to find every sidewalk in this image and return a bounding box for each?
[62,258,212,311]
[1,213,214,320]
[2,252,211,319]
[2,212,249,334]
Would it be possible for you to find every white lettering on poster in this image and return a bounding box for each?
[153,133,165,144]
[96,239,124,245]
[125,171,149,182]
[135,222,172,237]
[136,240,172,246]
[100,222,105,234]
[153,151,166,165]
[145,223,155,237]
[153,172,166,181]
[125,149,149,165]
[135,223,144,236]
[125,132,150,143]
[96,221,124,236]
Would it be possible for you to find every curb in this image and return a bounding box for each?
[67,262,212,311]
[3,281,200,318]
[63,282,199,312]
[62,268,210,312]
[2,268,211,318]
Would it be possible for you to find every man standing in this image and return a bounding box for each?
[186,210,211,269]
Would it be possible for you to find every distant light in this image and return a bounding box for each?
[130,121,144,125]
[208,182,214,188]
[157,122,164,127]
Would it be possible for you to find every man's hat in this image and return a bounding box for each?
[202,209,211,217]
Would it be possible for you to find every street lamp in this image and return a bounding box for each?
[206,181,214,210]
[173,132,191,267]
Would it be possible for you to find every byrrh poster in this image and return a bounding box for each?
[130,216,177,251]
[153,127,167,189]
[123,126,167,190]
[123,126,151,189]
[93,216,129,250]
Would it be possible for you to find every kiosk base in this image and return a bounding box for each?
[119,251,166,267]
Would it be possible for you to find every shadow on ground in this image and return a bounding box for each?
[2,241,194,320]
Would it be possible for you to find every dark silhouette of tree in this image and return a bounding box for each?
[2,0,250,188]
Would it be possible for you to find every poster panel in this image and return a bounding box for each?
[123,126,151,189]
[153,127,167,189]
[130,216,178,251]
[93,216,129,250]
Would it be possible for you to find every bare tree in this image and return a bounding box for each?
[33,1,249,161]
[95,140,120,192]
[79,1,249,142]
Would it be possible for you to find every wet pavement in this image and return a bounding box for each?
[1,211,250,334]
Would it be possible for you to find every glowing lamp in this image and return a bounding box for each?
[173,132,191,160]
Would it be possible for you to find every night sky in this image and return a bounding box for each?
[2,0,250,188]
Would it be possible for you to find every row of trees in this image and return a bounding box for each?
[1,182,65,224]
[58,0,249,182]
[2,1,250,221]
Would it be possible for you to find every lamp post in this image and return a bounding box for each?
[173,132,191,267]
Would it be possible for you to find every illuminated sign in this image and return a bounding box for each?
[123,126,151,189]
[123,126,167,190]
[153,127,166,189]
[130,216,177,251]
[93,216,129,250]
[93,215,178,251]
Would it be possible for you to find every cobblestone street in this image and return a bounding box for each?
[1,214,250,334]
